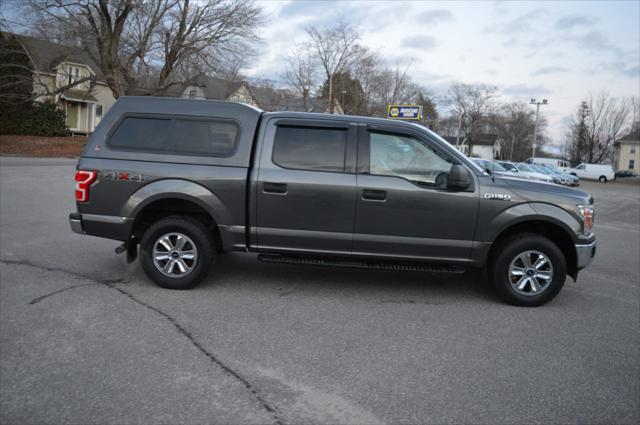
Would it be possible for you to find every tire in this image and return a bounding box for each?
[139,216,215,290]
[491,233,567,307]
[598,175,607,183]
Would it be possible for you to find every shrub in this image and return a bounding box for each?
[0,101,69,137]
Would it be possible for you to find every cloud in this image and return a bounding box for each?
[619,65,640,78]
[531,66,569,76]
[502,83,551,96]
[575,30,620,55]
[486,8,546,34]
[401,35,438,51]
[554,14,596,30]
[415,9,454,25]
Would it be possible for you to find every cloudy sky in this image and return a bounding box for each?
[248,0,640,145]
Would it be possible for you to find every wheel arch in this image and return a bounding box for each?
[488,219,578,281]
[122,179,232,252]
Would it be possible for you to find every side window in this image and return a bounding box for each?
[630,159,635,170]
[273,126,347,172]
[170,119,238,156]
[630,145,636,154]
[109,117,171,151]
[369,132,452,187]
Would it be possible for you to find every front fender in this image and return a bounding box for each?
[121,179,232,225]
[481,202,581,243]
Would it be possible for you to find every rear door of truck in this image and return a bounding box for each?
[250,116,358,255]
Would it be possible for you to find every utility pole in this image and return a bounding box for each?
[530,98,548,157]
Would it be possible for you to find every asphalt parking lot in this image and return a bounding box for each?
[1,156,638,424]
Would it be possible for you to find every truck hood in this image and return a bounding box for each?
[498,175,593,205]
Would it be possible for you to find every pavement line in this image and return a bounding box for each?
[0,258,285,425]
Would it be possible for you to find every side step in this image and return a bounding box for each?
[257,254,466,274]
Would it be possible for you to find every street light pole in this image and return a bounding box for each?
[530,98,548,157]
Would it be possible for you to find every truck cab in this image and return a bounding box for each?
[70,97,597,306]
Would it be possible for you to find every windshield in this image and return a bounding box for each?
[516,163,535,173]
[473,159,508,172]
[544,166,563,175]
[531,165,551,175]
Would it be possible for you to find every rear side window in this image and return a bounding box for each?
[171,119,238,156]
[108,116,238,156]
[273,126,347,172]
[109,117,171,151]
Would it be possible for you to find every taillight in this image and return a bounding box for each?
[75,170,97,202]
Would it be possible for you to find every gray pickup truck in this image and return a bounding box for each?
[69,97,596,306]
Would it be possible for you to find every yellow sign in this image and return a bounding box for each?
[387,104,422,120]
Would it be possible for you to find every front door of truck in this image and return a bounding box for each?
[353,125,479,262]
[253,118,357,255]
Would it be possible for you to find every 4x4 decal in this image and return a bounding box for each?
[102,171,145,182]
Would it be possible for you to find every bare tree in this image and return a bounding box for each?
[585,92,630,163]
[490,102,543,161]
[283,46,317,111]
[306,20,359,113]
[25,0,264,97]
[629,95,640,134]
[447,82,499,148]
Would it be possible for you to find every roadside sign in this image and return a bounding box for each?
[387,104,423,120]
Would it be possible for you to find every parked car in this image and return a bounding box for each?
[69,96,597,307]
[471,159,516,178]
[526,157,571,172]
[497,161,554,183]
[541,165,580,186]
[569,163,615,183]
[614,170,638,179]
[529,164,565,185]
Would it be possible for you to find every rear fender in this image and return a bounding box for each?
[121,179,231,225]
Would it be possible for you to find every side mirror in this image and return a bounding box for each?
[448,164,471,190]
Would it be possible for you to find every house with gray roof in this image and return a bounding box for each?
[182,76,342,114]
[614,130,640,171]
[1,31,116,134]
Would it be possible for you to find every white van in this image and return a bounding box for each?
[569,163,615,183]
[526,157,571,172]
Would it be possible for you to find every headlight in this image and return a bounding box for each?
[577,205,594,233]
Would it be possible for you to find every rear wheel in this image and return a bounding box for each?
[491,233,567,306]
[599,175,607,183]
[140,216,214,289]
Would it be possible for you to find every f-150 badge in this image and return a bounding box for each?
[484,193,511,201]
[102,171,145,182]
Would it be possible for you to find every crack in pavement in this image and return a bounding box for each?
[0,258,285,425]
[29,282,99,305]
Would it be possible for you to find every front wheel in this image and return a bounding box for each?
[140,216,215,290]
[491,234,567,306]
[599,175,607,183]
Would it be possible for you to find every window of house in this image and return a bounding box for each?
[369,132,452,187]
[95,104,103,118]
[189,90,196,99]
[630,159,635,170]
[272,126,347,172]
[170,119,238,156]
[631,145,636,154]
[109,117,172,151]
[68,66,80,84]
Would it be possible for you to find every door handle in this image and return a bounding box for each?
[263,182,288,194]
[362,189,387,201]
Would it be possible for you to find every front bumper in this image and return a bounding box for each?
[575,240,596,269]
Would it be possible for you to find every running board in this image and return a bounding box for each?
[257,254,466,274]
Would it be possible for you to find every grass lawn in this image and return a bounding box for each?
[0,135,88,157]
